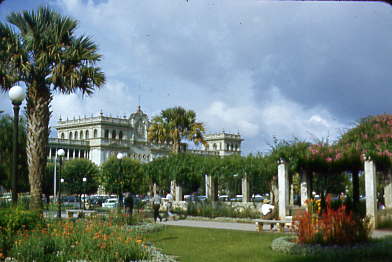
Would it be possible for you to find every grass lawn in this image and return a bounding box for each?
[146,226,387,262]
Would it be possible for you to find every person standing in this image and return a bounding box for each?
[152,193,162,222]
[166,191,174,217]
[124,192,134,216]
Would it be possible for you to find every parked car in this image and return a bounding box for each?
[102,198,118,208]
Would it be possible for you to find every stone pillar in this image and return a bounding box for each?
[153,183,157,196]
[170,180,176,199]
[73,149,75,159]
[241,176,249,202]
[48,147,52,160]
[66,149,70,160]
[364,158,377,229]
[300,172,308,206]
[278,159,289,219]
[175,185,183,201]
[206,175,216,201]
[384,171,392,208]
[289,183,294,205]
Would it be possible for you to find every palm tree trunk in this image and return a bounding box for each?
[26,84,51,211]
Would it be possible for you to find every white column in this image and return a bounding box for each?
[48,148,52,160]
[175,185,183,201]
[170,180,176,199]
[364,158,377,229]
[278,159,289,219]
[66,149,70,160]
[300,172,308,206]
[153,183,157,196]
[384,171,392,208]
[73,149,75,159]
[206,175,216,201]
[241,176,249,203]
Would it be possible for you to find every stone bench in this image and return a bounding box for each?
[66,209,97,218]
[255,219,292,232]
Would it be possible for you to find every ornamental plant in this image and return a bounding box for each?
[9,218,149,262]
[294,195,371,246]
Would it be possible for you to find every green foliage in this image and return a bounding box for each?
[0,208,44,256]
[0,115,29,192]
[62,159,99,195]
[182,201,260,219]
[272,236,392,261]
[9,219,149,262]
[100,157,145,195]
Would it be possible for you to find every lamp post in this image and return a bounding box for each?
[57,149,65,218]
[9,85,26,205]
[82,177,87,210]
[117,153,124,210]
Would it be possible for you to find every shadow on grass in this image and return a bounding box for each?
[154,236,179,242]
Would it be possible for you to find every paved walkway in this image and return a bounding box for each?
[162,219,392,238]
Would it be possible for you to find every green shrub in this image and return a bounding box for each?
[183,201,260,219]
[0,208,44,257]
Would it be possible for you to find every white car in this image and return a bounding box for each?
[102,198,118,208]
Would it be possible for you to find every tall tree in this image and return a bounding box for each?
[148,106,206,153]
[62,159,99,205]
[0,7,105,210]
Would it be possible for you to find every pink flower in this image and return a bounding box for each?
[326,157,333,163]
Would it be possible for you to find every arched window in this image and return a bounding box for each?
[85,130,89,139]
[119,131,123,140]
[235,144,238,151]
[226,144,229,151]
[74,132,78,140]
[104,130,109,139]
[80,131,83,140]
[112,130,116,139]
[60,133,64,139]
[94,129,98,138]
[213,143,217,150]
[69,132,73,139]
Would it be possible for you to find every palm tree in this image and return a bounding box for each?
[0,7,105,210]
[148,106,206,153]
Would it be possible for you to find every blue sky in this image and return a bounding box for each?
[1,0,392,154]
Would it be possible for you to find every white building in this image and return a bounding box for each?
[48,106,243,165]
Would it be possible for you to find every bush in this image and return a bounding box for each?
[182,201,260,219]
[294,195,371,246]
[272,236,392,261]
[0,208,44,257]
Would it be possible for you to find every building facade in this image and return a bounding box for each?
[48,106,243,165]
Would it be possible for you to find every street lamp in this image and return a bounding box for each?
[57,149,65,218]
[9,85,26,205]
[82,177,87,210]
[117,153,124,209]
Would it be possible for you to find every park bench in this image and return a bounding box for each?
[66,209,97,218]
[255,219,292,232]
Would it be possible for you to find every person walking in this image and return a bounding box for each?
[152,193,162,222]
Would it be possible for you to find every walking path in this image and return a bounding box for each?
[162,219,392,238]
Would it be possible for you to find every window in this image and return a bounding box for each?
[104,130,109,139]
[213,143,217,150]
[94,129,98,138]
[80,131,83,140]
[85,130,89,139]
[69,132,73,139]
[119,131,123,140]
[74,132,78,139]
[112,130,116,139]
[61,133,64,139]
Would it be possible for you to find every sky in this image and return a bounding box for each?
[1,0,392,154]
